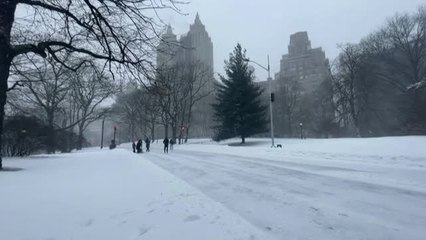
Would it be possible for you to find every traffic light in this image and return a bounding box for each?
[271,93,275,102]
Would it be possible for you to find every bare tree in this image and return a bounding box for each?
[112,89,143,142]
[358,6,426,133]
[332,44,369,136]
[70,62,117,150]
[153,60,213,142]
[0,0,183,168]
[283,79,300,137]
[274,77,301,137]
[139,88,161,142]
[155,65,187,140]
[12,55,72,153]
[179,61,213,143]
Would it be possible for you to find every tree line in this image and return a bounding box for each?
[269,6,426,138]
[0,0,183,169]
[5,55,117,155]
[111,60,213,145]
[331,6,426,136]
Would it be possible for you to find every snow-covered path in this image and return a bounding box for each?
[0,148,274,240]
[144,138,426,240]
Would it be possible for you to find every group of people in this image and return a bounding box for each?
[132,137,175,153]
[132,137,150,153]
[162,138,175,153]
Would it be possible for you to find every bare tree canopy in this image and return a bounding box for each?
[331,6,426,136]
[0,0,184,168]
[9,0,182,69]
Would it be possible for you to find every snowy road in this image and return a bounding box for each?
[0,148,275,240]
[144,138,426,240]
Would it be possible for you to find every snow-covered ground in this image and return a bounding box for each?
[142,136,426,240]
[1,136,425,240]
[0,148,274,240]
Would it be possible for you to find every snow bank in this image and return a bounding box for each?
[185,136,426,158]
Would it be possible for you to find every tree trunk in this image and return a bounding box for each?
[185,103,194,143]
[46,111,56,153]
[164,124,169,139]
[0,64,9,169]
[171,123,177,141]
[178,104,186,144]
[150,121,155,143]
[77,121,85,150]
[0,1,17,169]
[287,111,292,137]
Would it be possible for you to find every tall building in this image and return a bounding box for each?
[157,13,213,74]
[180,14,214,137]
[156,14,215,138]
[275,31,329,93]
[156,25,179,68]
[254,32,333,137]
[179,13,214,73]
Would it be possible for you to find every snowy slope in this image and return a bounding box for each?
[0,148,274,240]
[142,136,426,240]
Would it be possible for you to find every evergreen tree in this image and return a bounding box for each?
[212,44,268,143]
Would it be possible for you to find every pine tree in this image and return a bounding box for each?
[212,44,268,143]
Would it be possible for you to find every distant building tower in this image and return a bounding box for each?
[253,32,333,137]
[179,13,214,73]
[155,14,215,138]
[275,31,329,93]
[156,25,179,68]
[179,13,215,137]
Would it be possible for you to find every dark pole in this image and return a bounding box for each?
[243,56,274,147]
[100,118,105,149]
[299,123,303,139]
[267,55,275,147]
[113,126,117,142]
[20,128,27,156]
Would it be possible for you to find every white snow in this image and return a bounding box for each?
[1,136,426,240]
[0,148,274,240]
[143,136,426,240]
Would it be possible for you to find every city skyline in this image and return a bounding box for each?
[161,0,425,81]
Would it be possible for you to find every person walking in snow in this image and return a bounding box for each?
[136,139,143,153]
[163,138,169,153]
[169,138,175,151]
[132,141,136,153]
[145,137,150,152]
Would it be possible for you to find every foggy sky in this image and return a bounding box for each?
[165,0,425,81]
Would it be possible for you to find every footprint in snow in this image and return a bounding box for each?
[309,207,319,212]
[138,227,150,237]
[163,201,175,206]
[122,210,135,216]
[184,215,201,222]
[146,209,155,214]
[82,218,94,227]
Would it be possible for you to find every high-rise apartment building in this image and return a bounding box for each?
[156,14,214,137]
[275,31,329,93]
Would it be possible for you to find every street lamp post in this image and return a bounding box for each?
[244,55,275,147]
[113,125,117,143]
[100,117,105,149]
[20,128,27,157]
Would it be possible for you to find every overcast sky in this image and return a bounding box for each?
[164,0,425,81]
